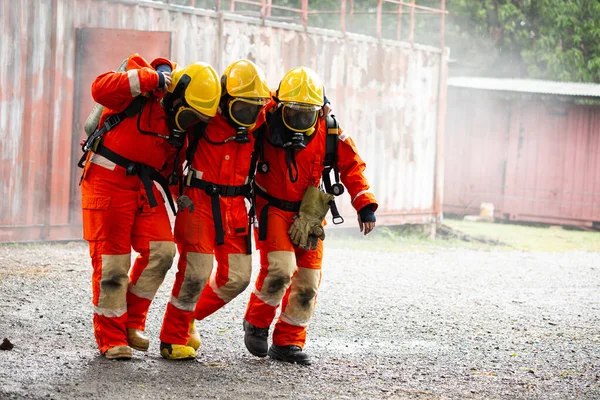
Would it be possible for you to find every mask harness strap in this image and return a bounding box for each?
[284,147,299,183]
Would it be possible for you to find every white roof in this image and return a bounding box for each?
[448,76,600,98]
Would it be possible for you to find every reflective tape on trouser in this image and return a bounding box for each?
[170,252,213,311]
[128,241,175,300]
[279,267,321,327]
[95,253,130,317]
[209,253,252,303]
[252,251,297,307]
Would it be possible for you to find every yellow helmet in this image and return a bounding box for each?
[167,62,221,131]
[222,59,271,99]
[277,67,324,135]
[221,59,270,128]
[277,67,324,107]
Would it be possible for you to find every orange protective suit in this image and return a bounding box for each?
[160,106,272,346]
[244,117,378,348]
[81,54,179,354]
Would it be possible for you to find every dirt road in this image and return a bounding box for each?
[0,241,598,399]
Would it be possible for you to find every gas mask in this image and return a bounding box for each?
[223,96,266,144]
[268,104,318,151]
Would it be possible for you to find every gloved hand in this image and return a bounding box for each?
[176,195,194,213]
[358,204,376,235]
[288,186,333,250]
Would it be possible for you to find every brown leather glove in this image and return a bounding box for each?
[288,186,333,250]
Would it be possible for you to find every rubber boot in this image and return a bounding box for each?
[268,345,311,365]
[104,345,133,360]
[187,320,201,351]
[127,328,149,351]
[160,342,196,360]
[243,320,269,357]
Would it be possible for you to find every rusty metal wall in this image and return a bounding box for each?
[1,0,446,241]
[445,89,600,228]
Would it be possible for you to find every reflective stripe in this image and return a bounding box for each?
[128,241,175,300]
[94,306,127,318]
[89,153,116,170]
[252,251,296,307]
[280,312,308,327]
[252,286,281,307]
[351,190,370,205]
[128,69,141,97]
[169,294,196,312]
[209,253,251,303]
[279,267,320,327]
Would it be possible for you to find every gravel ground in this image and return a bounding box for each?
[0,241,598,399]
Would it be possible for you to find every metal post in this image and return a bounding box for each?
[409,0,415,44]
[440,0,446,49]
[341,0,346,34]
[230,0,235,12]
[301,0,308,28]
[189,0,195,6]
[376,0,382,39]
[260,0,265,18]
[396,2,403,41]
[267,0,272,17]
[216,0,221,12]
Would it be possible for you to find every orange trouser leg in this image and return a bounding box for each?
[127,186,175,331]
[82,166,137,354]
[160,202,215,345]
[272,242,322,348]
[194,229,251,321]
[244,207,297,329]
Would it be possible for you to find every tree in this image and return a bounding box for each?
[444,0,600,82]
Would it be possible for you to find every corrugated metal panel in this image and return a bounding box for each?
[445,89,600,227]
[448,76,600,98]
[1,0,446,241]
[444,92,509,217]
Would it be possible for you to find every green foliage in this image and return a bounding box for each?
[446,0,600,82]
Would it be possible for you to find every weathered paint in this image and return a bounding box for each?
[445,89,600,228]
[1,0,446,241]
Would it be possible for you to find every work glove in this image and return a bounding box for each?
[288,186,333,250]
[358,204,376,235]
[176,195,194,213]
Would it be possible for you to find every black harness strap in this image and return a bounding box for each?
[185,172,251,247]
[245,150,260,254]
[94,141,177,215]
[253,184,301,241]
[78,96,147,169]
[322,115,345,225]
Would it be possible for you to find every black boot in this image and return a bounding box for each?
[243,320,269,357]
[268,345,311,365]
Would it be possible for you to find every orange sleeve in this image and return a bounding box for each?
[91,53,163,113]
[336,127,378,213]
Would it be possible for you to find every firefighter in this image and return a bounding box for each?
[242,67,377,365]
[158,59,273,360]
[81,54,221,360]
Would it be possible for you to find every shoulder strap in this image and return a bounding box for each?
[322,115,342,195]
[77,95,147,168]
[324,115,339,169]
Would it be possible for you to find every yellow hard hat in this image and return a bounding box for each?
[168,62,221,130]
[277,67,324,135]
[222,59,271,99]
[221,59,270,128]
[277,67,324,107]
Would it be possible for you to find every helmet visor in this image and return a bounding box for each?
[229,98,266,127]
[175,106,211,131]
[282,103,319,133]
